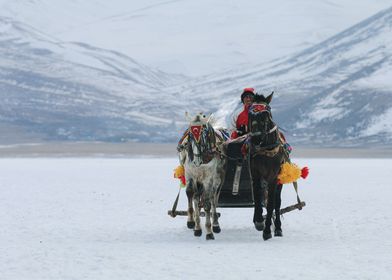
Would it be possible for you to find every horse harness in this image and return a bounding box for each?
[177,124,225,165]
[249,123,283,158]
[251,142,282,158]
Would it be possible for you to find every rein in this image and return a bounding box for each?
[250,124,277,137]
[252,143,281,158]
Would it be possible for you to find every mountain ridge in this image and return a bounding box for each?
[1,4,392,146]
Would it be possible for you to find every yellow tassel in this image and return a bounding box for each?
[278,162,302,184]
[174,165,185,178]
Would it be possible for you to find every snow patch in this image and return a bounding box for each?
[361,107,392,138]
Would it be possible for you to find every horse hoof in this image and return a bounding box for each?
[187,221,195,229]
[254,221,265,231]
[206,233,215,240]
[263,231,272,240]
[194,229,202,237]
[213,226,221,233]
[274,229,283,237]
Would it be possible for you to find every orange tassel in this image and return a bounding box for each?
[278,162,309,184]
[277,162,301,184]
[174,165,186,187]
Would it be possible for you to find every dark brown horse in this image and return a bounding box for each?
[248,93,286,240]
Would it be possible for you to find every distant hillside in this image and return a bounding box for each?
[177,6,392,147]
[1,0,391,76]
[0,17,188,142]
[1,5,392,146]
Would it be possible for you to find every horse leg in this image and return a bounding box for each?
[252,177,265,231]
[204,193,214,240]
[211,176,221,233]
[193,194,202,237]
[274,183,283,237]
[212,195,221,233]
[186,184,195,229]
[263,183,275,240]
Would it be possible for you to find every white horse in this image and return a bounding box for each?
[178,112,226,240]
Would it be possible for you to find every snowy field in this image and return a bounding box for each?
[1,157,391,279]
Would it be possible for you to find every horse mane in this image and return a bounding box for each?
[207,114,217,127]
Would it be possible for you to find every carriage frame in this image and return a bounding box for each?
[168,142,305,218]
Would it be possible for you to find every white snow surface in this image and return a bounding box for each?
[1,157,391,279]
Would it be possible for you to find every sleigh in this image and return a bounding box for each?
[168,142,305,218]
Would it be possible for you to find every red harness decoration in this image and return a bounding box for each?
[251,104,267,113]
[190,125,203,142]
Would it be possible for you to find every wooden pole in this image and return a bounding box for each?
[168,201,305,218]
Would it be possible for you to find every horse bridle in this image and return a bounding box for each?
[188,123,218,165]
[249,103,277,138]
[248,103,281,157]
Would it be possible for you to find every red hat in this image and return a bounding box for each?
[241,87,255,103]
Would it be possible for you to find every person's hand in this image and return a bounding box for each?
[238,125,247,136]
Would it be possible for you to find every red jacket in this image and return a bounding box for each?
[231,104,251,139]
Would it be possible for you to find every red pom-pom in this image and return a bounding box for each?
[180,175,186,186]
[301,167,309,179]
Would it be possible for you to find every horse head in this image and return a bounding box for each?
[186,112,216,166]
[248,92,278,147]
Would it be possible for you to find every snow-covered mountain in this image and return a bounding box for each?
[1,0,391,76]
[1,2,392,146]
[0,17,188,142]
[177,6,392,147]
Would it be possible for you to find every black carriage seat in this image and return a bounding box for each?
[218,139,254,208]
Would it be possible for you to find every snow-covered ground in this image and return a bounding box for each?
[1,157,391,279]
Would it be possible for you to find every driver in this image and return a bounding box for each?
[231,87,255,139]
[230,87,292,154]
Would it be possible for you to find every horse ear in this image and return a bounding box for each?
[265,91,274,104]
[185,111,191,122]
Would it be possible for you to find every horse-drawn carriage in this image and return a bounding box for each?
[168,93,307,240]
[168,141,306,214]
